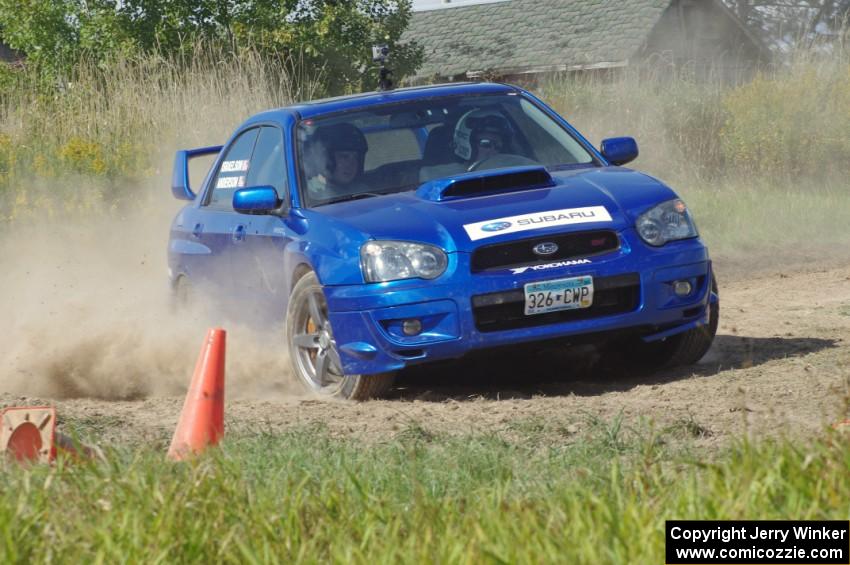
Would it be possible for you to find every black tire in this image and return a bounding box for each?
[611,273,719,369]
[664,274,720,366]
[285,272,395,400]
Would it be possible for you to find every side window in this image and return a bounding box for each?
[246,126,287,198]
[207,128,259,209]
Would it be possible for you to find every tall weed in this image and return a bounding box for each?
[542,45,850,261]
[720,51,850,179]
[0,43,848,261]
[0,46,322,221]
[543,43,850,185]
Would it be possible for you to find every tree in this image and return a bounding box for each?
[229,0,422,92]
[0,0,82,73]
[0,0,423,93]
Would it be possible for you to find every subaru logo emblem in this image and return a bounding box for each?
[533,242,559,256]
[481,221,512,232]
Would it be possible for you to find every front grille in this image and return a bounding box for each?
[472,273,640,332]
[471,230,619,272]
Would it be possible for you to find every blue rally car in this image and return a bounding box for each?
[169,82,718,400]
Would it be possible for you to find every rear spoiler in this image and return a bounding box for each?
[171,145,223,201]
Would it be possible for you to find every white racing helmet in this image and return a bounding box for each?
[452,109,514,161]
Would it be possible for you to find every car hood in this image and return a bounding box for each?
[311,167,679,253]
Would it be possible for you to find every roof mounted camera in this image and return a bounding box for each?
[372,44,393,92]
[372,44,390,63]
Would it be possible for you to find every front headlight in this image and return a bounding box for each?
[635,199,698,246]
[361,240,448,283]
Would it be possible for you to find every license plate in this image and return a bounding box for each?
[524,275,594,315]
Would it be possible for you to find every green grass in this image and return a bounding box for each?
[2,420,848,563]
[677,178,850,262]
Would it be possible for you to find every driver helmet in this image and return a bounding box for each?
[312,122,369,175]
[452,109,513,161]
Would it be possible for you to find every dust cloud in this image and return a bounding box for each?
[0,192,298,401]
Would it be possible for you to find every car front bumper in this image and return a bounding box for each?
[325,229,716,375]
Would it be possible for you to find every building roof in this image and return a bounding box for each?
[403,0,674,79]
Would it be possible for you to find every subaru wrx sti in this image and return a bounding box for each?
[168,82,718,399]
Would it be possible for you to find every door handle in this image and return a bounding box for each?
[232,224,246,243]
[192,223,203,238]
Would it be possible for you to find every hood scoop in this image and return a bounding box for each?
[416,166,555,202]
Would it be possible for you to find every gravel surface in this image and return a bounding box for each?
[3,265,848,449]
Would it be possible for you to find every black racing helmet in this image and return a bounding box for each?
[313,122,368,173]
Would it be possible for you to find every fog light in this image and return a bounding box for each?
[402,319,423,336]
[673,280,693,297]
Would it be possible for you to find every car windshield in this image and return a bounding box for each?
[296,93,597,207]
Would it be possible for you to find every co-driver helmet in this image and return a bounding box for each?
[452,109,513,161]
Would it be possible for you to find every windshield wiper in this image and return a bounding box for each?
[548,163,598,172]
[321,192,381,205]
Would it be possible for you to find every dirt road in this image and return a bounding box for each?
[3,265,848,448]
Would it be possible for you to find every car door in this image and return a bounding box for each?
[190,127,260,298]
[234,125,295,321]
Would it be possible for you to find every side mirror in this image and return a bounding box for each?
[233,186,282,214]
[600,137,638,166]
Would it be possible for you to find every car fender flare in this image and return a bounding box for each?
[284,238,364,289]
[282,245,317,293]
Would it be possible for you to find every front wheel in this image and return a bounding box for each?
[285,272,395,400]
[608,274,719,369]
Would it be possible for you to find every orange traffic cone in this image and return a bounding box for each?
[1,406,56,463]
[833,419,850,431]
[1,406,105,464]
[167,328,226,461]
